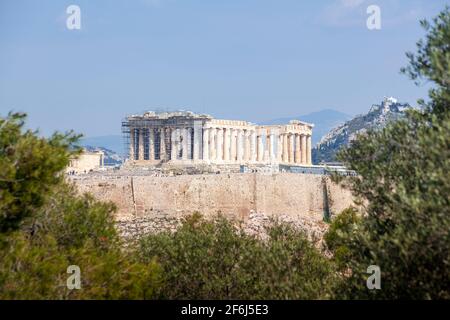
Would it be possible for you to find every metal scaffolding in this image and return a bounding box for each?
[121,112,206,162]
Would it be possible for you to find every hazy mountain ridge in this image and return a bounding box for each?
[312,97,413,164]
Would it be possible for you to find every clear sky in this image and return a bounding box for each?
[0,0,446,137]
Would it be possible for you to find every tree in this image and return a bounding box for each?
[332,7,450,299]
[0,113,161,299]
[0,112,80,233]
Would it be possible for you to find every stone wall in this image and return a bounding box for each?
[72,173,354,240]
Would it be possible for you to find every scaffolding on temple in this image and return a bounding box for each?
[122,111,203,161]
[122,117,167,161]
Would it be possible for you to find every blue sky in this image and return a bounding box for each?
[0,0,446,136]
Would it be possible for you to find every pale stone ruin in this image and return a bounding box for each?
[122,111,313,166]
[66,149,104,175]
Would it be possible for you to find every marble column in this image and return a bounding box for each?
[129,128,135,160]
[230,129,237,162]
[138,128,144,160]
[216,128,223,162]
[160,128,166,160]
[149,128,155,161]
[306,135,312,165]
[277,133,283,162]
[209,128,216,160]
[182,128,189,160]
[289,133,295,163]
[264,129,270,162]
[295,134,301,164]
[170,128,177,160]
[269,129,276,162]
[282,133,288,163]
[223,128,230,162]
[257,130,264,162]
[193,126,201,161]
[236,129,243,162]
[250,130,257,162]
[243,130,249,161]
[301,134,307,164]
[203,128,210,161]
[188,128,194,160]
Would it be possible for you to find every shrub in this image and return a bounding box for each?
[139,213,336,299]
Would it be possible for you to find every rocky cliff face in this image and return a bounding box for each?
[312,97,412,164]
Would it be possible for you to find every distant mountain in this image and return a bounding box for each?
[312,97,413,164]
[264,109,352,145]
[80,135,124,155]
[83,145,125,166]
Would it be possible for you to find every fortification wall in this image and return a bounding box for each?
[72,173,354,224]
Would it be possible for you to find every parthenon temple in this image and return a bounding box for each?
[122,111,313,166]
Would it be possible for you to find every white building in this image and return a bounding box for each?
[66,149,104,174]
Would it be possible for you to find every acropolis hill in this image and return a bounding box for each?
[71,111,355,240]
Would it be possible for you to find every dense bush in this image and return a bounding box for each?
[0,112,161,299]
[332,7,450,299]
[323,207,361,270]
[139,213,336,299]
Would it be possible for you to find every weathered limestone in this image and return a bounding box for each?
[73,173,354,224]
[123,111,314,166]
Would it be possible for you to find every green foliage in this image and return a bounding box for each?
[29,183,119,251]
[0,112,81,233]
[401,6,450,115]
[333,7,450,299]
[0,112,161,299]
[139,213,336,299]
[0,231,161,299]
[324,207,361,269]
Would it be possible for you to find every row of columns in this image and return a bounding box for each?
[130,127,201,162]
[130,126,312,165]
[278,132,311,165]
[203,127,258,163]
[202,127,311,165]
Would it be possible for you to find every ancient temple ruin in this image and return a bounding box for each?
[122,111,313,166]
